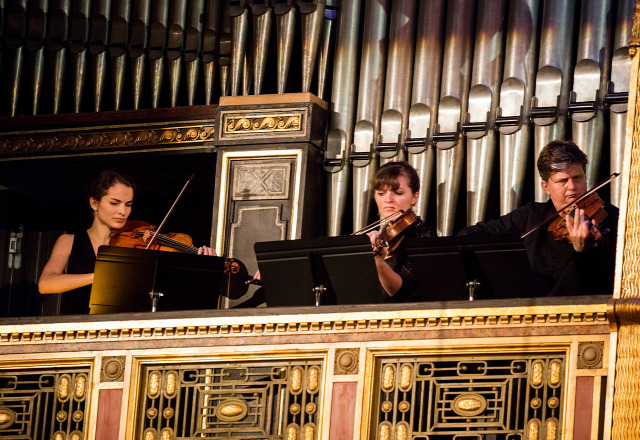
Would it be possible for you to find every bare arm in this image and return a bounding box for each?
[38,234,94,294]
[368,230,403,296]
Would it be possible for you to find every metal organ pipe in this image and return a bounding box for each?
[465,0,506,226]
[251,1,273,95]
[110,0,131,111]
[130,0,150,110]
[26,0,47,115]
[497,0,539,214]
[274,0,295,94]
[408,0,445,221]
[435,0,476,236]
[570,0,612,189]
[47,0,70,115]
[203,0,222,105]
[69,0,90,113]
[608,0,634,206]
[149,0,169,108]
[325,0,360,236]
[531,0,575,201]
[351,0,389,232]
[378,0,417,165]
[89,0,112,112]
[185,0,205,105]
[167,0,187,106]
[299,0,326,94]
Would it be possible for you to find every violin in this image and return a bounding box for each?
[547,193,608,243]
[353,209,418,257]
[521,172,619,243]
[110,220,249,297]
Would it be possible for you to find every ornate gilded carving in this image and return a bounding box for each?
[397,401,410,413]
[528,419,540,440]
[290,367,303,393]
[379,422,391,440]
[287,424,299,440]
[452,394,487,416]
[54,432,65,440]
[58,375,71,402]
[399,364,413,391]
[290,403,301,415]
[549,360,562,386]
[216,399,248,422]
[162,408,174,419]
[334,348,359,375]
[548,397,559,409]
[160,427,173,440]
[143,428,156,440]
[72,410,83,422]
[307,366,320,393]
[303,423,315,440]
[0,408,16,429]
[148,371,161,398]
[531,397,542,409]
[396,422,409,440]
[0,125,215,156]
[546,418,558,440]
[382,365,395,392]
[101,356,126,382]
[577,341,604,369]
[305,403,317,415]
[531,361,544,387]
[70,429,82,440]
[74,374,86,400]
[56,410,67,422]
[224,113,302,134]
[381,401,393,412]
[165,371,177,397]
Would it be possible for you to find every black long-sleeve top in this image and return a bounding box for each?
[458,200,618,296]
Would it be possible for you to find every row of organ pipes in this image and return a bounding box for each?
[0,0,634,236]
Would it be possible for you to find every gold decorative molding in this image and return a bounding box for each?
[0,124,215,156]
[224,114,302,134]
[0,306,609,346]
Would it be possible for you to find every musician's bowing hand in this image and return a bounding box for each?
[197,246,217,256]
[566,208,594,252]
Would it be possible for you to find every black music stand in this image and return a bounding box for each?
[254,235,385,307]
[89,246,226,314]
[403,234,542,301]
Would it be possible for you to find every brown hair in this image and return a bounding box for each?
[89,169,135,201]
[537,140,588,181]
[372,161,420,193]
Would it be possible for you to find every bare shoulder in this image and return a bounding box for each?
[50,234,75,257]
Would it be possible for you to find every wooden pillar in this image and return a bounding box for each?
[212,93,328,306]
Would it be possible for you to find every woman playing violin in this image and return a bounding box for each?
[367,161,435,301]
[38,170,215,314]
[458,140,619,296]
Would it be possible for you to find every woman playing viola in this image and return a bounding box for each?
[38,170,215,314]
[367,161,435,301]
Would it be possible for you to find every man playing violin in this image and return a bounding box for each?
[458,140,618,296]
[367,161,436,301]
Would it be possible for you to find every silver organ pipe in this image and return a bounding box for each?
[608,0,634,206]
[0,0,632,237]
[89,0,112,112]
[110,0,131,111]
[325,0,360,236]
[203,0,222,105]
[130,0,150,110]
[299,0,326,94]
[531,0,576,201]
[465,0,506,226]
[149,0,169,108]
[570,0,612,189]
[229,1,249,96]
[251,1,272,95]
[435,0,475,236]
[185,0,205,105]
[47,0,70,115]
[26,0,47,115]
[351,0,389,232]
[408,0,445,221]
[378,0,417,165]
[497,0,539,214]
[167,0,187,106]
[274,0,295,94]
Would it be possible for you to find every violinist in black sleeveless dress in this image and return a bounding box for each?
[458,140,618,296]
[38,170,136,314]
[366,162,436,302]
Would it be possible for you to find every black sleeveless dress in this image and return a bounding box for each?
[61,230,96,315]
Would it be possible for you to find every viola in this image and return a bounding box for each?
[353,209,418,257]
[547,193,608,243]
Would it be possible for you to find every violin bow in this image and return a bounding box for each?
[146,174,195,249]
[521,172,620,239]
